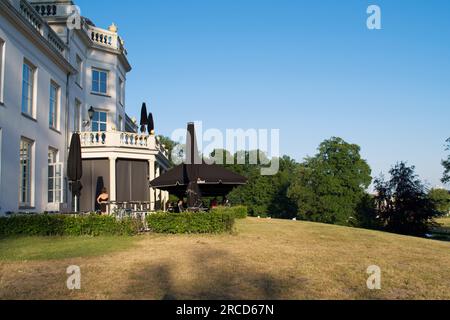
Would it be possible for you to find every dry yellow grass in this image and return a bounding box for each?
[0,218,449,300]
[437,217,450,228]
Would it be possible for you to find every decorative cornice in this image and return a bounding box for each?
[0,0,76,74]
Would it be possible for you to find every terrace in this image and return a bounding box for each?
[78,131,171,213]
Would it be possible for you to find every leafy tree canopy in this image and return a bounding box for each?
[374,162,440,236]
[442,138,450,184]
[287,137,372,226]
[157,135,179,167]
[428,188,450,216]
[208,149,299,218]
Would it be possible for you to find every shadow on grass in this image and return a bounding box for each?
[125,246,310,300]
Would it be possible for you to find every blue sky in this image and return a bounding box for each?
[77,0,450,187]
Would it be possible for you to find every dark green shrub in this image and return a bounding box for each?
[211,206,248,219]
[146,211,235,234]
[0,214,142,237]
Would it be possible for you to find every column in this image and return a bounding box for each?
[109,156,117,214]
[164,191,169,211]
[155,164,161,210]
[149,157,155,211]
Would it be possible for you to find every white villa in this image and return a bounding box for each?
[0,0,170,214]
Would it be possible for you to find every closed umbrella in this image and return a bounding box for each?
[148,112,155,135]
[140,102,148,133]
[185,123,201,208]
[68,133,83,212]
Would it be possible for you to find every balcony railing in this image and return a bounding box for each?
[27,0,127,56]
[9,0,67,56]
[86,25,127,55]
[80,131,168,157]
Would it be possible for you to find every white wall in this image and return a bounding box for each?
[0,13,69,214]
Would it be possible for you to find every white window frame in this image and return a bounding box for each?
[74,99,81,132]
[49,81,60,130]
[48,148,63,204]
[91,111,108,132]
[92,68,108,94]
[118,114,123,131]
[0,39,5,104]
[76,55,83,87]
[19,137,34,208]
[118,77,124,106]
[22,60,36,117]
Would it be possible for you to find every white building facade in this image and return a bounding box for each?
[0,0,169,214]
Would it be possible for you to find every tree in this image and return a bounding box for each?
[157,135,179,167]
[374,162,440,236]
[211,150,299,218]
[287,137,372,226]
[267,156,299,219]
[442,138,450,184]
[428,188,450,216]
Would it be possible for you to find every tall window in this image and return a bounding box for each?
[118,78,124,105]
[118,115,123,131]
[74,99,81,132]
[21,61,35,116]
[48,148,62,204]
[92,111,107,132]
[0,39,4,103]
[49,82,59,129]
[19,138,33,207]
[76,56,83,86]
[92,69,107,94]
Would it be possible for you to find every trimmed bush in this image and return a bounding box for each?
[146,211,235,234]
[211,206,248,219]
[0,214,142,237]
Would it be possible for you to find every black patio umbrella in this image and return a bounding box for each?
[68,133,83,212]
[148,112,155,135]
[140,102,148,133]
[150,123,247,205]
[185,123,200,207]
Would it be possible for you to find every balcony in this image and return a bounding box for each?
[87,25,127,55]
[28,0,127,56]
[80,131,169,158]
[9,0,67,56]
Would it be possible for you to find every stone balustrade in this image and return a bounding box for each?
[80,131,168,157]
[80,131,169,158]
[18,0,44,31]
[33,3,57,16]
[87,26,126,54]
[24,0,127,56]
[10,0,66,56]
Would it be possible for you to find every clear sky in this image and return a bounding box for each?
[76,0,450,188]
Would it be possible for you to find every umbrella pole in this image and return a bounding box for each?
[74,195,78,213]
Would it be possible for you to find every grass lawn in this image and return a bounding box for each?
[437,217,450,228]
[0,218,449,300]
[432,217,450,241]
[0,236,137,261]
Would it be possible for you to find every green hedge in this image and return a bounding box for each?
[146,211,235,234]
[212,206,248,219]
[0,214,142,237]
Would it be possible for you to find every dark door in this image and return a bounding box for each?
[80,159,110,212]
[116,159,149,202]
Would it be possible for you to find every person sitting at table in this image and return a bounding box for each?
[97,188,109,215]
[210,198,219,209]
[178,200,185,213]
